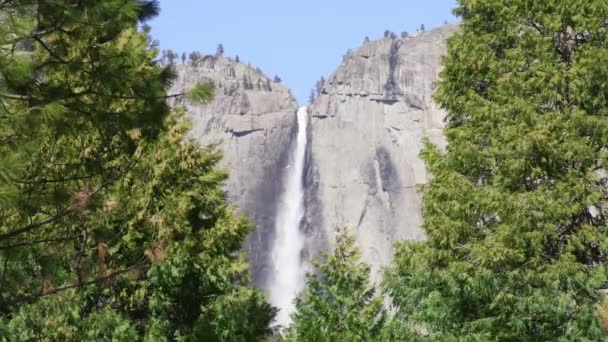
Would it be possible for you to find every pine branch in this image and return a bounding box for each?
[16,174,98,185]
[0,145,147,241]
[0,209,72,241]
[32,34,68,64]
[0,236,76,250]
[0,93,29,101]
[0,258,150,308]
[79,90,187,101]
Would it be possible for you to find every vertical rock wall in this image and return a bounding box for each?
[307,25,457,278]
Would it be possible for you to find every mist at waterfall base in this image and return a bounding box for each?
[267,107,309,327]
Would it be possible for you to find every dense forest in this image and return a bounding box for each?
[1,0,607,341]
[0,1,273,340]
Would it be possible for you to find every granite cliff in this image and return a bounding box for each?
[306,24,458,278]
[169,24,457,286]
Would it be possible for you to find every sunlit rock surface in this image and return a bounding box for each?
[307,24,457,279]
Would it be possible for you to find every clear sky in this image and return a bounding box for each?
[151,0,458,104]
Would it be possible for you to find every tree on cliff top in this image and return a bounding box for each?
[0,1,273,339]
[282,231,385,341]
[315,77,326,97]
[385,0,608,340]
[189,51,202,64]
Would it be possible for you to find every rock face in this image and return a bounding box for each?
[169,24,457,287]
[306,25,458,279]
[169,56,299,286]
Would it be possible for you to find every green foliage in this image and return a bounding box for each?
[0,1,273,340]
[0,296,138,341]
[282,231,384,342]
[187,82,215,104]
[385,0,608,340]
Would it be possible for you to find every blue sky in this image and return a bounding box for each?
[151,1,458,104]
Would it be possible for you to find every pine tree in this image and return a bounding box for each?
[282,232,384,341]
[189,51,202,64]
[0,1,274,339]
[166,49,177,64]
[308,89,316,105]
[385,0,608,340]
[315,77,326,97]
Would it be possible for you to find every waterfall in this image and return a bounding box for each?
[268,106,309,327]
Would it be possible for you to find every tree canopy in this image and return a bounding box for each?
[385,0,608,340]
[283,231,385,342]
[0,1,273,340]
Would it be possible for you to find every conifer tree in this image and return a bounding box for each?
[385,1,608,340]
[315,77,326,97]
[166,49,177,64]
[308,89,316,105]
[0,1,273,339]
[189,51,202,64]
[282,232,384,341]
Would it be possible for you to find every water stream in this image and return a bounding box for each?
[267,106,309,327]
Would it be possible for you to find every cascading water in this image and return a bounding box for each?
[268,106,309,327]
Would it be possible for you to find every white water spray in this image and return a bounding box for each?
[268,107,309,327]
